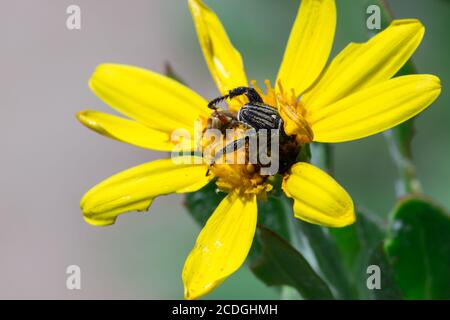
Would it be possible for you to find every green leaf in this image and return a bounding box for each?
[367,0,422,195]
[385,197,450,299]
[331,209,387,299]
[250,226,334,300]
[368,243,403,300]
[310,142,334,174]
[256,181,291,241]
[331,210,403,299]
[248,193,291,262]
[296,143,311,162]
[295,220,353,299]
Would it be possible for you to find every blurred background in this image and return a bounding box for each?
[0,0,448,299]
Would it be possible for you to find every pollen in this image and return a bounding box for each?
[209,161,273,198]
[200,81,310,198]
[201,115,272,197]
[252,79,314,143]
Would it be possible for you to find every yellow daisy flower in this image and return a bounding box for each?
[77,0,441,300]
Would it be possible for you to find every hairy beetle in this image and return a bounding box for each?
[208,87,302,173]
[208,87,284,133]
[208,87,289,168]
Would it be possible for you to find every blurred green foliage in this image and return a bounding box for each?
[178,0,449,215]
[251,226,334,300]
[178,0,450,299]
[385,197,450,299]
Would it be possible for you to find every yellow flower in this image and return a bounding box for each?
[77,0,441,299]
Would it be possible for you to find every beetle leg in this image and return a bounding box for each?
[212,137,248,164]
[212,128,258,162]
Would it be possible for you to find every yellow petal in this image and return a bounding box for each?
[183,191,257,300]
[90,64,210,134]
[303,19,425,112]
[81,157,211,226]
[77,110,193,151]
[276,0,336,95]
[283,162,354,227]
[308,74,441,143]
[188,0,248,97]
[278,103,314,143]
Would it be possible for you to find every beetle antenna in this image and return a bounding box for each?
[228,87,263,104]
[207,94,230,109]
[208,86,263,109]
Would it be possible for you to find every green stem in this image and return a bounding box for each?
[375,0,423,196]
[310,143,334,175]
[384,125,423,195]
[297,144,354,298]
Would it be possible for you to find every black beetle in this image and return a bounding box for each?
[208,86,284,133]
[207,87,297,174]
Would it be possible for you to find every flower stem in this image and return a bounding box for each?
[374,0,423,196]
[298,144,354,298]
[310,143,334,175]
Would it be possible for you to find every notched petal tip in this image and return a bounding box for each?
[309,74,442,143]
[76,109,90,124]
[183,280,218,300]
[386,19,424,41]
[76,110,110,137]
[418,74,442,98]
[391,18,423,28]
[76,109,183,151]
[83,215,116,227]
[79,158,211,228]
[422,74,442,88]
[391,18,425,43]
[303,17,427,112]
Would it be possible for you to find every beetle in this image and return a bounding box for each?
[208,86,284,133]
[206,87,296,173]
